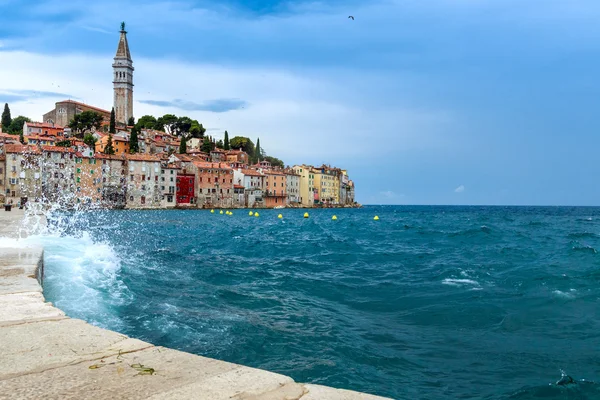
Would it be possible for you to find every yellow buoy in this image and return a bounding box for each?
[278,214,283,219]
[304,212,309,218]
[249,211,253,216]
[219,210,224,214]
[374,216,379,220]
[255,212,260,217]
[332,215,337,220]
[210,209,214,213]
[229,211,233,215]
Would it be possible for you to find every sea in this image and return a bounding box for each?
[15,206,600,399]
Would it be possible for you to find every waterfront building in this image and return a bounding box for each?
[75,153,102,205]
[96,153,127,208]
[3,144,42,205]
[233,168,265,208]
[125,154,162,208]
[292,165,315,207]
[193,162,234,208]
[262,169,287,208]
[284,169,300,206]
[40,146,77,205]
[160,162,179,207]
[0,153,5,203]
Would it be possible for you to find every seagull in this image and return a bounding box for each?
[348,16,354,20]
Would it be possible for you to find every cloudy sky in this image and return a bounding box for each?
[1,0,600,205]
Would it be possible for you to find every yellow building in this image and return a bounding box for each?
[292,165,315,207]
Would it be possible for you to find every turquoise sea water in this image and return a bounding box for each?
[40,206,600,399]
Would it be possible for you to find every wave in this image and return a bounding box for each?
[442,278,480,287]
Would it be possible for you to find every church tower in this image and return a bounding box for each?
[113,22,134,124]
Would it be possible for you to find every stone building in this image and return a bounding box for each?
[40,146,77,206]
[125,154,162,208]
[96,153,127,208]
[113,23,134,124]
[4,144,42,205]
[42,100,111,128]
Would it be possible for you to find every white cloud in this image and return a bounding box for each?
[454,185,465,193]
[0,50,452,167]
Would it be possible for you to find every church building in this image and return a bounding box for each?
[43,23,134,127]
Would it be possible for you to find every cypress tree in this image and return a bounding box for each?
[255,137,261,162]
[179,135,187,154]
[201,136,212,153]
[127,116,135,126]
[19,130,25,144]
[109,107,116,134]
[223,130,230,150]
[104,134,116,155]
[1,103,11,131]
[129,126,139,153]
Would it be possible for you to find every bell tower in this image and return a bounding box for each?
[113,22,134,124]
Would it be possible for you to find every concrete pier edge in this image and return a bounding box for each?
[0,210,392,400]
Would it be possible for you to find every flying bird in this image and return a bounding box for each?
[348,16,354,20]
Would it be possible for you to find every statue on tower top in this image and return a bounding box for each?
[120,21,126,32]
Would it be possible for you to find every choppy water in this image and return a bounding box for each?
[25,206,600,399]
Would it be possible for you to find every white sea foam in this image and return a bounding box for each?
[552,289,576,299]
[442,278,480,286]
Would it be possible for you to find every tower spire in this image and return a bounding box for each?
[113,22,134,124]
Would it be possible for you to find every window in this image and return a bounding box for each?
[76,177,80,183]
[167,195,173,203]
[142,185,146,190]
[141,196,146,204]
[90,170,94,174]
[130,196,134,201]
[130,175,134,181]
[142,174,145,180]
[155,176,158,181]
[170,170,174,174]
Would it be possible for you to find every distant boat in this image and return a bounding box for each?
[274,205,285,209]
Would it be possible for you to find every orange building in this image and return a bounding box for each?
[193,161,234,207]
[96,134,130,155]
[23,121,64,137]
[263,170,287,207]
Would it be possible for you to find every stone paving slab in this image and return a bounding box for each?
[0,292,65,325]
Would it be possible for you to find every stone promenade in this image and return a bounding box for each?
[0,209,392,400]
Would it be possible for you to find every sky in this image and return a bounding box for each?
[1,0,600,205]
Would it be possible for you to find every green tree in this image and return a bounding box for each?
[7,115,31,135]
[189,121,206,138]
[83,133,97,149]
[223,130,230,150]
[1,103,11,131]
[229,136,255,157]
[19,131,24,144]
[156,114,178,134]
[129,126,139,153]
[216,139,224,149]
[104,134,116,155]
[69,111,103,137]
[174,116,193,136]
[255,137,261,163]
[201,136,212,153]
[136,115,158,130]
[179,135,187,154]
[127,116,135,126]
[264,156,284,168]
[56,139,72,147]
[109,108,116,134]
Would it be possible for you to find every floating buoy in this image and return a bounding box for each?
[278,214,283,219]
[210,209,214,213]
[304,212,309,218]
[219,210,224,214]
[229,211,233,215]
[332,215,337,220]
[255,212,260,217]
[374,216,379,220]
[249,211,253,216]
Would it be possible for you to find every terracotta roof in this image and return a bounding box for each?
[26,122,64,129]
[125,153,161,162]
[193,161,232,170]
[240,169,263,177]
[0,154,5,161]
[4,144,41,154]
[95,153,126,160]
[26,135,57,141]
[56,100,110,115]
[234,184,245,189]
[263,170,286,176]
[41,146,77,153]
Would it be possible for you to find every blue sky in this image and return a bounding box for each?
[1,0,600,205]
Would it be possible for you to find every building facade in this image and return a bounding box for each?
[43,100,111,128]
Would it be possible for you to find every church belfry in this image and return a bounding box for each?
[113,22,134,124]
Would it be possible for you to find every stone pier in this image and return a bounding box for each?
[0,209,392,400]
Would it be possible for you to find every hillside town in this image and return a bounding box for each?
[0,24,356,210]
